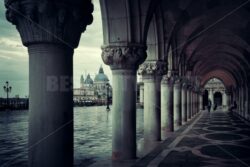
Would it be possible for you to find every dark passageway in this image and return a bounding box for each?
[214,92,223,106]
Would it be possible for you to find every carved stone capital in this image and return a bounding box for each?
[101,44,147,70]
[173,76,182,87]
[180,77,188,89]
[138,61,167,76]
[182,82,188,89]
[161,75,175,85]
[192,86,199,93]
[5,0,93,48]
[187,84,193,91]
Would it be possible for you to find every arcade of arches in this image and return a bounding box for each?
[4,0,250,166]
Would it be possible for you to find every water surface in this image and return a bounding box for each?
[0,106,144,166]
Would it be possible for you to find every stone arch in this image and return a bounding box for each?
[99,0,160,45]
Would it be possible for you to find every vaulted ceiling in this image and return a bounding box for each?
[100,0,250,90]
[149,0,250,90]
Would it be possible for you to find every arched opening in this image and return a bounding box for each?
[214,92,223,106]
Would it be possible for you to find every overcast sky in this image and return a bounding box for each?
[0,1,112,98]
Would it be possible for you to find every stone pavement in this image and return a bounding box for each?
[132,111,250,167]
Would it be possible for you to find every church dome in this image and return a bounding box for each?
[84,74,93,84]
[94,66,109,82]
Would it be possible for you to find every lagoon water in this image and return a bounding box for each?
[0,106,144,166]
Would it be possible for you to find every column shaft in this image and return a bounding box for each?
[199,94,203,111]
[102,44,146,160]
[225,93,229,110]
[29,44,73,167]
[112,70,136,160]
[4,1,94,165]
[190,91,193,117]
[144,76,161,141]
[139,85,144,105]
[195,93,198,114]
[161,77,174,134]
[193,92,196,116]
[174,81,182,128]
[181,86,187,123]
[196,93,199,114]
[187,89,192,119]
[209,89,214,107]
[192,91,195,116]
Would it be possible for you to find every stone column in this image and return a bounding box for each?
[102,44,147,160]
[199,93,203,111]
[187,86,192,119]
[193,91,197,116]
[196,92,199,113]
[139,83,144,105]
[5,1,93,166]
[209,89,214,107]
[196,92,199,114]
[173,77,182,128]
[161,75,174,135]
[181,83,188,123]
[223,91,229,110]
[192,90,196,116]
[139,61,167,142]
[190,90,193,117]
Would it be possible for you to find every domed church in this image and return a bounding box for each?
[94,65,109,91]
[74,66,111,102]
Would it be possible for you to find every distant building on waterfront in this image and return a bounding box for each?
[73,66,112,104]
[0,97,29,111]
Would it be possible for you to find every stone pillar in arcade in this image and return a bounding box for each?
[102,44,147,160]
[139,61,167,142]
[4,0,94,166]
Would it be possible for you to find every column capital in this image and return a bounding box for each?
[5,0,93,48]
[192,86,200,93]
[181,82,189,89]
[180,77,189,89]
[161,75,175,85]
[101,44,147,70]
[187,84,193,91]
[138,60,167,76]
[173,76,182,88]
[138,82,144,86]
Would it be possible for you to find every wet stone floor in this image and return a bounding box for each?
[133,111,250,167]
